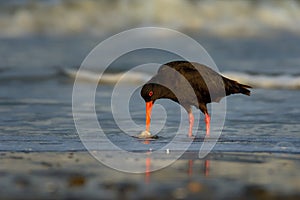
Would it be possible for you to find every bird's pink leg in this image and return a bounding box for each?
[188,111,194,138]
[205,113,210,137]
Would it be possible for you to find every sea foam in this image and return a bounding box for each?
[64,68,300,90]
[223,72,300,90]
[1,0,300,37]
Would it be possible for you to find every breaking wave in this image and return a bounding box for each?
[62,68,152,84]
[223,72,300,90]
[63,68,300,90]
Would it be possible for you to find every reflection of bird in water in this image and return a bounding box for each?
[188,159,210,177]
[204,160,210,176]
[144,157,210,184]
[141,61,251,137]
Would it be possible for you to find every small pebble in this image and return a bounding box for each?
[173,187,187,199]
[166,149,170,154]
[14,176,30,189]
[188,181,203,193]
[46,181,58,194]
[68,175,86,187]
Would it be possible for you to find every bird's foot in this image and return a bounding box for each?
[189,136,195,140]
[188,134,195,140]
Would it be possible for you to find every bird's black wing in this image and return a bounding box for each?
[159,61,227,104]
[152,62,199,108]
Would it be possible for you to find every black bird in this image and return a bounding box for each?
[140,61,251,138]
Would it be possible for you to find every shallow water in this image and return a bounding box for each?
[0,33,299,155]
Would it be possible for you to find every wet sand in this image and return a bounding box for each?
[0,151,299,200]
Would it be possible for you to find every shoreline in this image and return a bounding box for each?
[0,151,299,199]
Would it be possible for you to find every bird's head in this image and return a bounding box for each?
[140,83,160,103]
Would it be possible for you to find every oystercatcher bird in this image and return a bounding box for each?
[140,61,251,138]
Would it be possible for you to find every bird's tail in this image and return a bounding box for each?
[223,77,252,96]
[237,83,252,96]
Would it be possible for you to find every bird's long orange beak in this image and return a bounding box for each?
[145,101,153,131]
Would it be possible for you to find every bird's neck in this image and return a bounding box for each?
[160,90,178,102]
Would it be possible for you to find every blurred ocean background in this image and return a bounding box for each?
[0,0,299,154]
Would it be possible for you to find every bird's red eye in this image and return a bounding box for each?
[149,91,153,97]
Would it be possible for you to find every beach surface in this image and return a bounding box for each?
[0,151,299,199]
[1,1,300,200]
